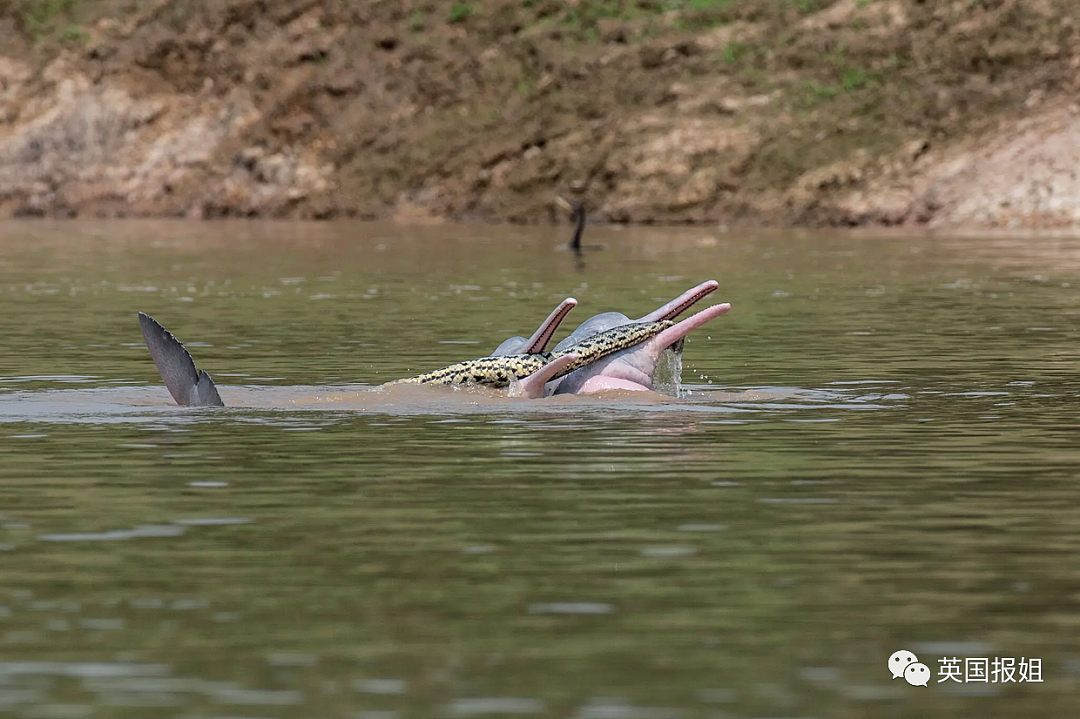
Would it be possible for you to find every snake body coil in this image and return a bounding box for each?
[393,320,673,388]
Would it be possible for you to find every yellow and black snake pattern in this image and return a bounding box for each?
[392,320,674,388]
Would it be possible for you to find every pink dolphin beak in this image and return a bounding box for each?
[640,280,720,322]
[492,297,578,356]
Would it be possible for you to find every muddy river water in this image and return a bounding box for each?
[0,221,1077,717]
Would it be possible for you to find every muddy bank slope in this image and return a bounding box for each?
[0,0,1077,227]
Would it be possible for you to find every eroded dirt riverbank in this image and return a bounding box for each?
[0,0,1077,229]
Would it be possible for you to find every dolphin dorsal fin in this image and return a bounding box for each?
[138,312,224,407]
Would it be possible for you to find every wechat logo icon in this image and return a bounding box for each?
[889,649,930,687]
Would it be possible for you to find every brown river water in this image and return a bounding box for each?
[0,221,1078,717]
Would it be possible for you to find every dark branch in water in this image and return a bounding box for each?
[568,201,585,252]
[556,196,588,254]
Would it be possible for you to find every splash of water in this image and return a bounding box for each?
[651,339,685,397]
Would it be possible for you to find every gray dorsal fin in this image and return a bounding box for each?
[192,369,224,407]
[138,312,224,407]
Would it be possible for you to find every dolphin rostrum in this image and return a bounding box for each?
[491,297,577,356]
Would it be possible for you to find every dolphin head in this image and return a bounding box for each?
[553,303,731,395]
[549,280,720,392]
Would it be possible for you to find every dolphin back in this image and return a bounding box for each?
[138,312,224,407]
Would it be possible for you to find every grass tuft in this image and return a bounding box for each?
[448,4,473,24]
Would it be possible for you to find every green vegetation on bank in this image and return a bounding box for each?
[7,0,80,42]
